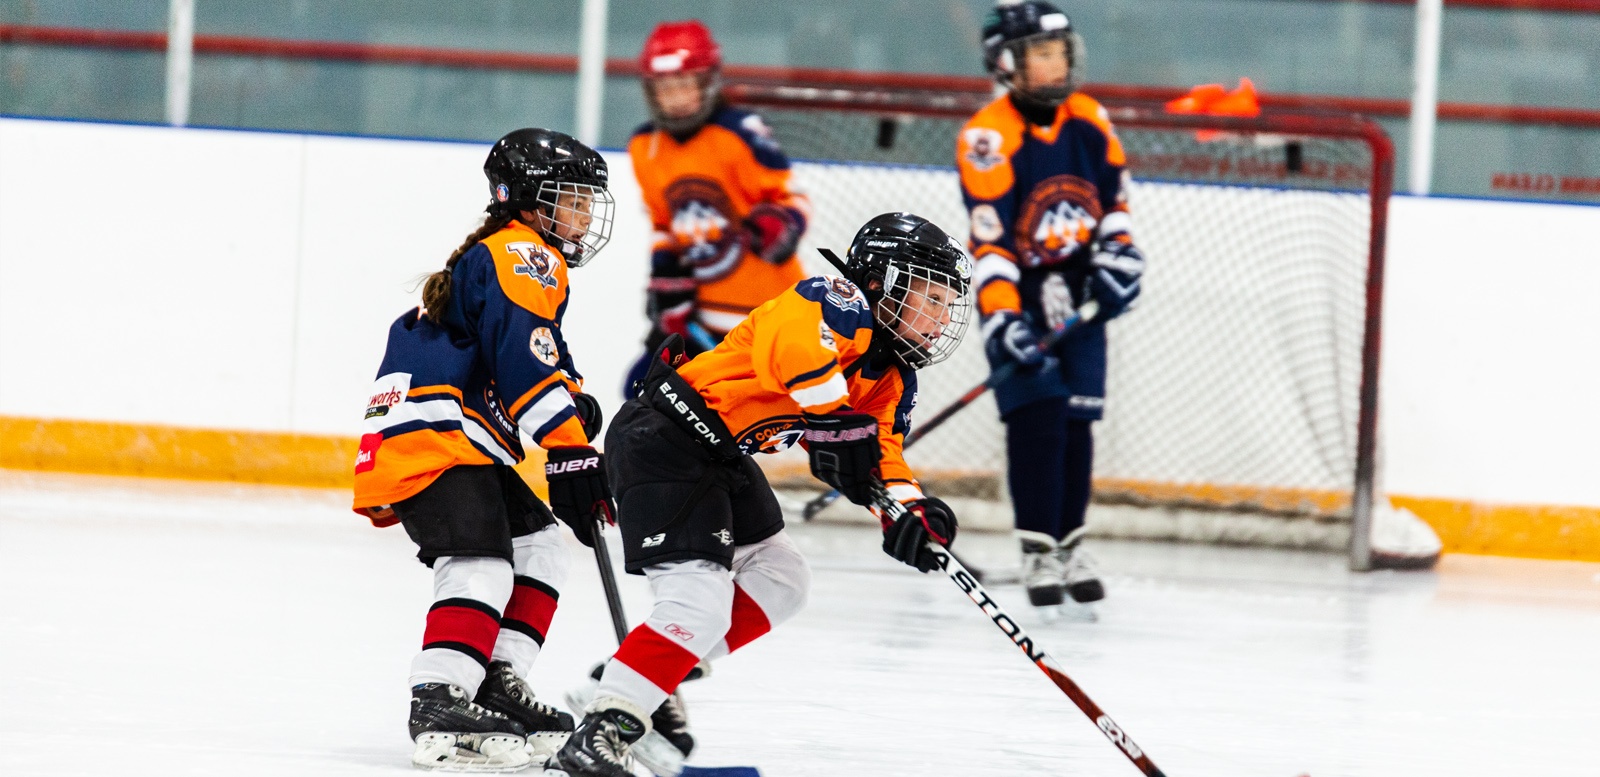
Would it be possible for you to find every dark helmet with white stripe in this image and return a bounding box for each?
[833,212,973,369]
[484,128,616,266]
[982,1,1084,111]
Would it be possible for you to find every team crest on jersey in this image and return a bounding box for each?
[735,416,806,455]
[1014,174,1103,268]
[665,177,747,281]
[962,127,1006,172]
[529,327,560,366]
[506,241,561,289]
[812,277,868,313]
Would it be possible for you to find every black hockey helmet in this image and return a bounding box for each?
[824,212,973,369]
[982,1,1084,110]
[484,127,616,266]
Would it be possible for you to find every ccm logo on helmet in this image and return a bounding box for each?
[546,456,600,475]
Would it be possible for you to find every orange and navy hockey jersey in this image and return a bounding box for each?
[352,221,590,524]
[629,106,812,333]
[676,276,924,502]
[957,92,1133,321]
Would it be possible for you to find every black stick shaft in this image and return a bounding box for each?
[875,491,1165,777]
[591,518,629,646]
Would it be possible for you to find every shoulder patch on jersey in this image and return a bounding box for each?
[795,276,874,337]
[714,107,790,170]
[819,320,837,352]
[529,327,560,366]
[505,241,562,290]
[962,127,1006,172]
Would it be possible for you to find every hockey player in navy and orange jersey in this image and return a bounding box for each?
[625,20,811,382]
[352,128,621,772]
[959,2,1147,608]
[547,214,972,777]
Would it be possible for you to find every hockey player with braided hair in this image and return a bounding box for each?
[547,213,972,777]
[352,128,620,771]
[960,2,1146,607]
[623,19,811,390]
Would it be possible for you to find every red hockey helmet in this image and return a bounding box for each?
[639,20,722,134]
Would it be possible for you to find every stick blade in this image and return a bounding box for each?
[680,768,763,777]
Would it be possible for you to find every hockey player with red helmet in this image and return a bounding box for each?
[352,128,620,771]
[624,20,811,388]
[548,213,972,777]
[959,2,1146,608]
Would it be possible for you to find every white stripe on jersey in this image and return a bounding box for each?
[517,384,577,441]
[789,372,849,411]
[369,397,519,465]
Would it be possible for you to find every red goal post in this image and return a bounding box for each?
[726,81,1395,571]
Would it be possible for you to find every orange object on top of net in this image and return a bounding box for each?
[1165,77,1261,118]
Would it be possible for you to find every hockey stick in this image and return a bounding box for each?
[590,513,629,646]
[871,488,1165,776]
[801,299,1100,521]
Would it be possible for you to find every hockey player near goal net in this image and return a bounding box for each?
[622,20,811,395]
[961,2,1147,607]
[546,213,972,777]
[351,129,623,771]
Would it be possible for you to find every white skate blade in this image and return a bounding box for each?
[630,731,687,777]
[412,731,533,773]
[524,731,570,760]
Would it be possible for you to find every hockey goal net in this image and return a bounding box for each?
[727,81,1401,570]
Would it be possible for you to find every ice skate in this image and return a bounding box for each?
[1020,531,1066,607]
[566,667,689,776]
[545,698,650,777]
[651,691,694,759]
[409,683,532,772]
[475,660,574,759]
[1056,527,1105,604]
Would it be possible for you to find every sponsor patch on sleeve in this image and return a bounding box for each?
[364,372,412,420]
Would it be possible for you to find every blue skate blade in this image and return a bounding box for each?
[680,767,762,777]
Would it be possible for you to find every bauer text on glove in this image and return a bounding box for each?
[544,446,616,548]
[802,412,881,506]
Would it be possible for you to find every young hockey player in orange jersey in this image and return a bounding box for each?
[547,213,972,777]
[959,2,1147,608]
[626,20,811,375]
[351,128,620,772]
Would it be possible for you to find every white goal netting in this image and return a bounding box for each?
[738,91,1399,561]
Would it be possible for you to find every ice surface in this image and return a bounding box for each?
[2,470,1598,777]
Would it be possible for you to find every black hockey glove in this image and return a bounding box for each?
[881,497,959,573]
[544,446,615,548]
[1086,239,1145,321]
[984,312,1047,370]
[571,391,604,442]
[802,412,881,506]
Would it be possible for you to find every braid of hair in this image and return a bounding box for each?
[421,212,515,320]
